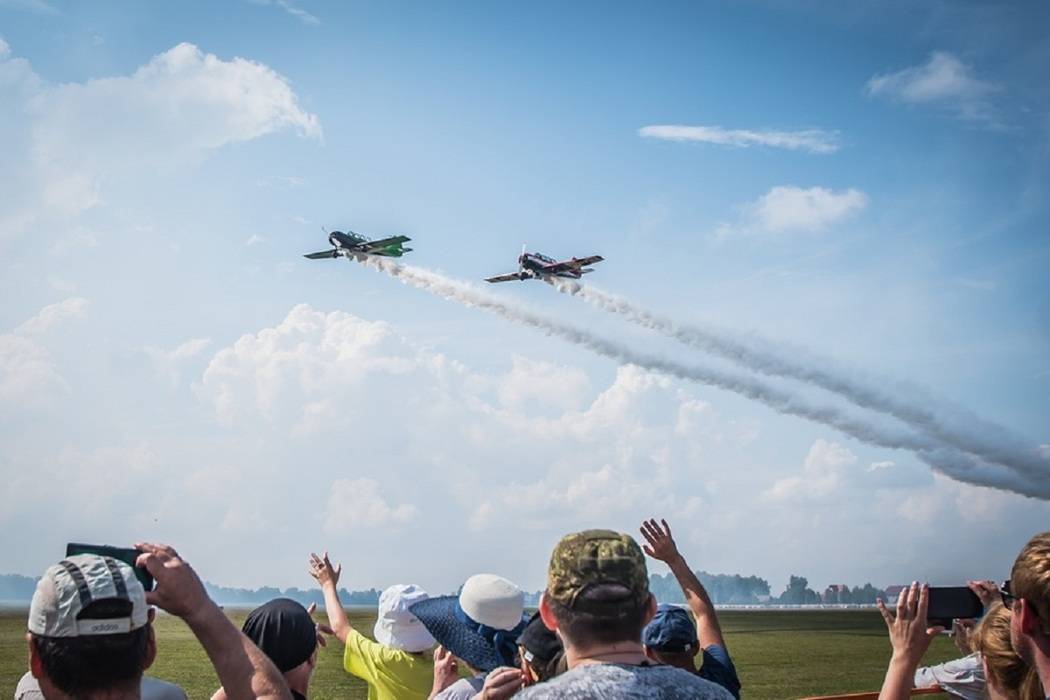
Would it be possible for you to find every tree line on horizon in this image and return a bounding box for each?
[1,571,892,607]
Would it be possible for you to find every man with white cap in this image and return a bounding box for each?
[309,551,435,700]
[25,543,291,700]
[408,573,529,700]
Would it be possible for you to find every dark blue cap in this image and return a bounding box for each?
[643,603,698,653]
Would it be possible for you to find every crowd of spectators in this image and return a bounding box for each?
[14,525,1050,700]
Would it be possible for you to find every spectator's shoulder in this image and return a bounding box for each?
[15,672,44,700]
[142,676,189,700]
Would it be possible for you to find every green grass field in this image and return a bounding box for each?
[0,608,959,699]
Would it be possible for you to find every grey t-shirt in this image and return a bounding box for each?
[432,675,486,700]
[515,662,735,699]
[16,672,187,700]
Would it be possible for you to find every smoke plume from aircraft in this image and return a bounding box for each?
[357,257,1049,500]
[546,279,1050,483]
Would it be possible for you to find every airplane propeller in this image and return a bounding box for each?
[519,242,528,278]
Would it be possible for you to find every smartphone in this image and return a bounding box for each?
[66,543,154,592]
[926,586,982,625]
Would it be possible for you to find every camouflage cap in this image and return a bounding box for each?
[546,530,649,611]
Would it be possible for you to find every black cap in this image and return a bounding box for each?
[516,611,562,665]
[242,598,317,672]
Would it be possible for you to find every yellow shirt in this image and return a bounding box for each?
[343,628,434,700]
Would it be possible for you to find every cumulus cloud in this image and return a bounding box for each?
[0,334,67,408]
[145,337,211,388]
[197,304,425,428]
[765,439,933,504]
[716,186,868,238]
[1,298,88,408]
[639,125,840,154]
[13,297,89,336]
[764,438,856,502]
[497,355,590,413]
[324,478,418,533]
[0,41,321,233]
[865,51,1000,123]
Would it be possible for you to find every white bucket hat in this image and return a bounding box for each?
[373,584,436,652]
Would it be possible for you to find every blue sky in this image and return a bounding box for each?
[1,0,1048,595]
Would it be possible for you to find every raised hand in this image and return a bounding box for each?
[967,580,999,611]
[877,582,944,668]
[640,518,680,563]
[308,551,342,589]
[952,618,976,655]
[135,542,211,620]
[305,602,336,648]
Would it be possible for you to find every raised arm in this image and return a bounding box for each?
[136,543,290,700]
[640,518,726,649]
[308,551,352,643]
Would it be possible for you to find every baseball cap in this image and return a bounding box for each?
[241,598,317,673]
[546,529,649,611]
[643,604,698,652]
[517,611,562,666]
[28,555,149,637]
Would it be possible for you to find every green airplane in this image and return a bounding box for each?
[304,229,412,260]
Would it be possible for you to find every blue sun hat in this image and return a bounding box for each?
[409,574,528,672]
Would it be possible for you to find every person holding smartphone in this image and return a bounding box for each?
[23,543,292,700]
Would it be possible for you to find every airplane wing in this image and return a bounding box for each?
[485,272,525,283]
[542,254,604,274]
[572,255,604,267]
[360,235,411,253]
[303,249,340,259]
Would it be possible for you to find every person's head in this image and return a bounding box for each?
[374,584,435,653]
[539,529,656,654]
[409,574,527,673]
[1009,532,1050,668]
[241,598,318,692]
[517,611,564,684]
[972,603,1042,700]
[27,555,155,699]
[642,604,698,672]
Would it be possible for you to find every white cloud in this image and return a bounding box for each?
[497,355,590,413]
[251,0,321,26]
[716,186,868,238]
[865,51,1000,122]
[0,41,321,235]
[1,298,88,409]
[244,234,266,247]
[13,297,89,336]
[639,125,840,154]
[197,304,422,428]
[324,478,418,533]
[0,334,67,407]
[764,438,856,502]
[146,337,212,388]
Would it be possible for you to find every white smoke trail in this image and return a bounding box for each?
[357,257,1049,499]
[548,278,1050,482]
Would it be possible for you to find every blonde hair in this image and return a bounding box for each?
[972,604,1041,700]
[1012,531,1050,635]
